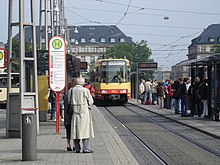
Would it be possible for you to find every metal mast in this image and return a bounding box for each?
[39,0,54,50]
[7,0,39,137]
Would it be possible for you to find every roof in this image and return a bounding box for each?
[176,54,220,66]
[189,24,220,47]
[14,25,133,45]
[68,25,133,45]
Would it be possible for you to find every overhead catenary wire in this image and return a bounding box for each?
[152,30,204,56]
[115,0,132,26]
[65,1,213,66]
[95,0,220,16]
[66,6,167,17]
[65,7,205,59]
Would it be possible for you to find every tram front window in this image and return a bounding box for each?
[101,65,126,83]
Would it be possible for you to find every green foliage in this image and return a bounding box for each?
[10,39,32,72]
[12,39,32,55]
[213,45,220,54]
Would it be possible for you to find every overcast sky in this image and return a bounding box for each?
[1,0,220,70]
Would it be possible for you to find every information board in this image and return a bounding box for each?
[138,62,158,70]
[49,36,66,92]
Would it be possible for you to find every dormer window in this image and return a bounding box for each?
[209,37,215,42]
[110,38,115,43]
[120,38,125,42]
[81,38,86,43]
[100,38,106,43]
[90,38,96,43]
[70,38,76,43]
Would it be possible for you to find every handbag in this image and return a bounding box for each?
[67,89,73,114]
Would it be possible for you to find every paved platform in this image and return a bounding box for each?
[1,99,220,164]
[129,99,220,139]
[0,105,138,165]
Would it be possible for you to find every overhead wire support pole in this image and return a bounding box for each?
[6,0,13,138]
[7,0,39,140]
[39,0,49,50]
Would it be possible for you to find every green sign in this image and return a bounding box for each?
[0,51,3,60]
[52,39,63,49]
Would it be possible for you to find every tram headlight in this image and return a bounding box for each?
[119,89,127,93]
[101,90,108,94]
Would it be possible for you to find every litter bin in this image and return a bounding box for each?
[22,113,37,161]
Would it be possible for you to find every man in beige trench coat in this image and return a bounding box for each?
[68,77,94,153]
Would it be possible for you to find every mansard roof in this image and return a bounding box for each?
[14,25,133,45]
[189,24,220,47]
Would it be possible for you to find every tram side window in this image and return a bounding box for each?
[0,78,6,86]
[126,67,130,81]
[0,74,19,87]
[95,67,101,82]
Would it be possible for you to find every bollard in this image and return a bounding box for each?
[22,113,37,161]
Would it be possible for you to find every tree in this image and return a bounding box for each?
[106,40,154,79]
[106,40,152,70]
[213,45,220,54]
[9,39,32,72]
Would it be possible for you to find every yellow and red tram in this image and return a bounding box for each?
[90,58,131,104]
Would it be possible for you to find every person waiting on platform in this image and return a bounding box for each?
[139,79,145,104]
[198,78,208,118]
[84,81,95,99]
[68,77,94,153]
[64,78,76,151]
[144,79,152,105]
[49,90,56,121]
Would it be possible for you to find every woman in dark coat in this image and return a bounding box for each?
[64,78,76,151]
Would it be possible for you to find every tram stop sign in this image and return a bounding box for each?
[0,48,7,68]
[49,36,66,92]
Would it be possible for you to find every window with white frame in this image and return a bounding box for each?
[110,38,115,43]
[120,38,125,42]
[89,47,95,53]
[81,38,86,43]
[70,38,76,43]
[81,56,86,62]
[209,37,215,42]
[90,38,96,42]
[80,47,86,53]
[100,38,106,43]
[201,46,206,52]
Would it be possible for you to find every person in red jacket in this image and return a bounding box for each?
[84,81,95,99]
[166,80,173,109]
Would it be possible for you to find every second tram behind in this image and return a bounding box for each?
[91,58,131,104]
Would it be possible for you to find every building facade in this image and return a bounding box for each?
[67,25,133,72]
[172,24,220,80]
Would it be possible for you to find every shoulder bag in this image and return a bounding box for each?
[67,89,73,114]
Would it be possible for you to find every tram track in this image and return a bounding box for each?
[98,103,220,165]
[124,104,220,158]
[102,106,168,165]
